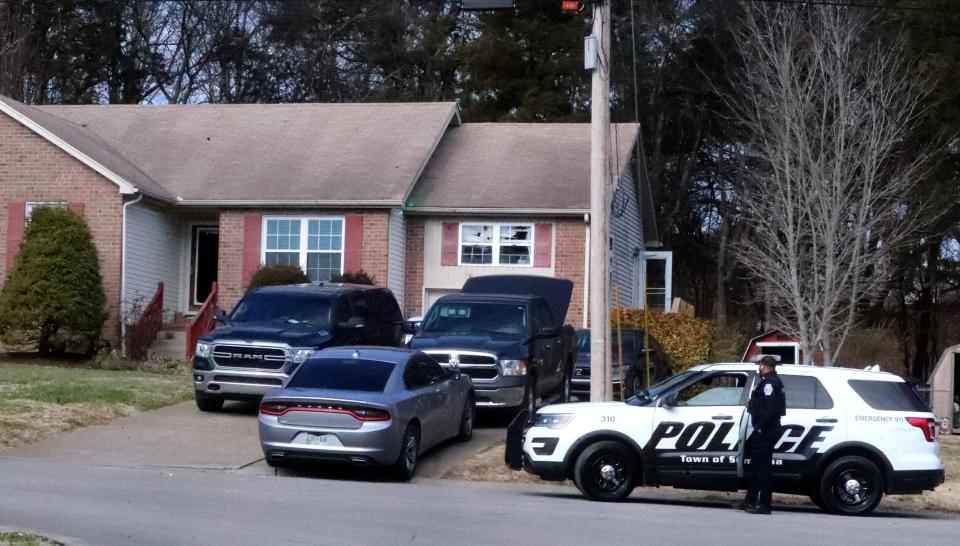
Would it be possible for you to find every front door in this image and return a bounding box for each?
[651,370,754,487]
[192,226,219,306]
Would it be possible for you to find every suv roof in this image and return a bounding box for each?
[694,362,902,381]
[248,283,387,296]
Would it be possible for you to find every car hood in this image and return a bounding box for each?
[203,322,334,348]
[537,401,646,415]
[408,332,526,357]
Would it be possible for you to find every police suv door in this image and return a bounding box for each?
[650,370,754,487]
[773,371,845,483]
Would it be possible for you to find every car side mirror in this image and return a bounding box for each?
[338,316,366,329]
[213,308,228,323]
[659,393,678,408]
[401,320,420,335]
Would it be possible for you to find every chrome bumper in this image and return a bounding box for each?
[474,385,525,408]
[193,368,288,397]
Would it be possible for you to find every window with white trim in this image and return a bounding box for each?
[262,217,344,281]
[25,201,66,222]
[460,223,533,266]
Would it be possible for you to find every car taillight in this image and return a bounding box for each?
[907,417,936,442]
[260,402,289,416]
[352,408,391,421]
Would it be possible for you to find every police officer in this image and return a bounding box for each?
[738,355,786,515]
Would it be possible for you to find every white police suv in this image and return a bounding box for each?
[505,363,944,515]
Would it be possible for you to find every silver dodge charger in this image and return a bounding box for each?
[258,347,475,480]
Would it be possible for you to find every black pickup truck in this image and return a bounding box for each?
[408,275,577,414]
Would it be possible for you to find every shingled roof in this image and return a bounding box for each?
[0,95,458,205]
[407,123,639,213]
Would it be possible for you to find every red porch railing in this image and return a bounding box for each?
[187,282,218,359]
[126,282,164,360]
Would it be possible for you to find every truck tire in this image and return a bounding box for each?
[818,455,883,515]
[559,363,572,403]
[195,391,224,412]
[391,423,420,482]
[573,441,637,502]
[522,377,537,418]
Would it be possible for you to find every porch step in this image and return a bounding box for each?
[148,329,188,361]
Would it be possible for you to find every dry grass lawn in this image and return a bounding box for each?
[0,532,59,546]
[444,435,960,514]
[0,362,191,452]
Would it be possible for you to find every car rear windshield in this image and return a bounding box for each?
[847,379,930,412]
[229,292,331,326]
[287,359,395,392]
[421,301,527,335]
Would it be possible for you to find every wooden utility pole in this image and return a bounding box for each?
[589,0,612,402]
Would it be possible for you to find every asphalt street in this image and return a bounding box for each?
[1,456,958,546]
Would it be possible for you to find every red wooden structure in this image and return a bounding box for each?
[741,329,824,366]
[187,282,218,359]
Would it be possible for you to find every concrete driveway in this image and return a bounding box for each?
[6,400,506,479]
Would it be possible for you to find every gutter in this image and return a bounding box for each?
[406,207,590,217]
[119,193,143,355]
[172,199,401,208]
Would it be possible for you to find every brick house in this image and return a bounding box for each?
[0,95,667,356]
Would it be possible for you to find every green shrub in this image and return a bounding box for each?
[613,309,714,372]
[247,264,310,290]
[0,207,106,354]
[330,269,376,285]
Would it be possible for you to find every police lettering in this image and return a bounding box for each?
[646,420,834,454]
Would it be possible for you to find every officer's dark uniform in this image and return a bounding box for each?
[743,366,786,513]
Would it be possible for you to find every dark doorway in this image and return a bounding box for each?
[760,345,797,365]
[192,226,219,306]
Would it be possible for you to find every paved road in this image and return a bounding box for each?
[0,457,957,546]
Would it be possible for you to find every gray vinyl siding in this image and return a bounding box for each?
[124,202,181,322]
[610,165,644,308]
[387,208,405,308]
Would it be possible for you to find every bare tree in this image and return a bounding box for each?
[730,4,933,365]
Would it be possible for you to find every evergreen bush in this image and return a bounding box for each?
[247,264,310,290]
[330,270,376,285]
[0,207,106,354]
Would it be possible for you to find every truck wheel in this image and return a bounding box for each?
[391,423,420,482]
[522,377,537,418]
[573,441,636,501]
[559,365,572,403]
[457,395,475,442]
[818,455,883,515]
[195,391,224,412]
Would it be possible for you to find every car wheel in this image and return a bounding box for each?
[195,391,224,412]
[559,365,572,403]
[392,423,420,481]
[809,489,827,512]
[573,441,636,502]
[818,455,884,515]
[457,395,475,442]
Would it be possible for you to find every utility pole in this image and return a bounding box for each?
[588,0,612,402]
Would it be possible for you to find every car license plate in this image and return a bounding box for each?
[305,433,330,445]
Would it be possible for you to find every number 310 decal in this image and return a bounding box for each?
[601,416,615,423]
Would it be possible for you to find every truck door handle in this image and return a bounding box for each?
[816,417,838,423]
[712,415,733,421]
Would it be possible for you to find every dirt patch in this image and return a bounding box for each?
[443,435,960,513]
[0,400,135,452]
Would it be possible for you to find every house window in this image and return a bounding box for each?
[459,223,533,266]
[262,217,344,281]
[25,201,66,222]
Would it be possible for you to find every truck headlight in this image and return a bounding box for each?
[291,349,314,365]
[500,359,527,376]
[195,342,212,358]
[535,413,575,429]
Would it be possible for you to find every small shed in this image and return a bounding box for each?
[741,329,823,365]
[926,344,960,434]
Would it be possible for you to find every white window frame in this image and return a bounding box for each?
[260,216,345,281]
[25,201,66,222]
[641,250,673,312]
[458,222,535,267]
[756,341,802,366]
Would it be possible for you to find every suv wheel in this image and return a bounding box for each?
[195,391,224,412]
[457,395,475,442]
[392,424,420,481]
[573,441,636,502]
[818,455,884,515]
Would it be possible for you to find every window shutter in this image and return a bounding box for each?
[241,214,262,286]
[5,203,26,273]
[67,202,85,216]
[343,214,364,273]
[534,223,553,267]
[441,222,459,266]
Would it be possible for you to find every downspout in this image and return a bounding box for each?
[120,193,143,355]
[583,215,590,329]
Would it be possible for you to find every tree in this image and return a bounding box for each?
[247,264,310,290]
[729,4,932,365]
[0,207,106,354]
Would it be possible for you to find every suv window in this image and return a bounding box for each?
[781,374,834,409]
[848,379,930,412]
[348,292,372,323]
[675,372,750,406]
